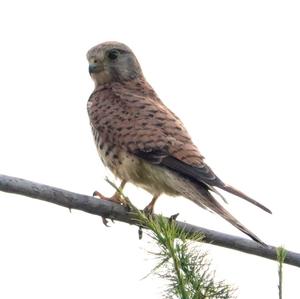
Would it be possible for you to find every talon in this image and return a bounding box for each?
[93,190,127,205]
[102,217,110,227]
[93,190,105,198]
[169,213,180,223]
[138,226,143,240]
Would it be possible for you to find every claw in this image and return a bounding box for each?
[138,226,143,240]
[93,180,129,227]
[102,217,110,227]
[93,187,130,226]
[93,190,127,205]
[169,213,180,223]
[93,190,105,198]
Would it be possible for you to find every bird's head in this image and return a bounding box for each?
[87,41,143,87]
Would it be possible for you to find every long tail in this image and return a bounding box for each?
[218,184,272,214]
[190,183,266,244]
[209,200,265,244]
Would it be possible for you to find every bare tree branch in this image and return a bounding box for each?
[0,173,299,267]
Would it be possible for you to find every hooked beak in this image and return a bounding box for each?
[89,64,102,74]
[89,64,99,75]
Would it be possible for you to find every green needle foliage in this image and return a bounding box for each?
[276,246,287,299]
[106,178,235,298]
[105,179,289,298]
[136,211,235,299]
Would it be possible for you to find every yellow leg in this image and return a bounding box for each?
[143,194,160,215]
[93,180,127,204]
[93,180,128,226]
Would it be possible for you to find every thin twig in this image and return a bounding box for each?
[277,247,287,299]
[0,174,299,268]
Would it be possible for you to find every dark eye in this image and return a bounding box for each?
[107,49,119,60]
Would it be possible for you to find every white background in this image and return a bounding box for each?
[0,1,299,298]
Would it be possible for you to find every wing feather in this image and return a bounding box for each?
[88,82,271,214]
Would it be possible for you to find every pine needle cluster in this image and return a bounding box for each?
[106,179,287,298]
[106,178,235,298]
[136,212,235,299]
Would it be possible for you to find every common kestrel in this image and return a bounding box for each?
[86,41,271,243]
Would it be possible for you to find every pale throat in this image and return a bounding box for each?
[92,71,112,87]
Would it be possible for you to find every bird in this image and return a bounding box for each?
[86,41,271,244]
